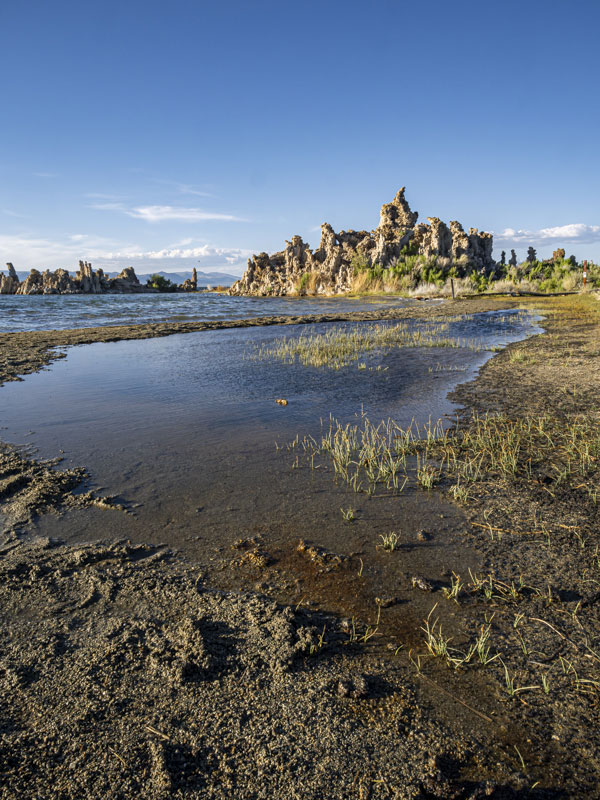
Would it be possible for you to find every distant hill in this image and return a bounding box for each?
[9,268,241,286]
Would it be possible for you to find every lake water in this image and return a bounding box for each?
[0,292,418,332]
[0,310,542,607]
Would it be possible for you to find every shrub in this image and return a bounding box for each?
[351,253,370,274]
[146,274,177,292]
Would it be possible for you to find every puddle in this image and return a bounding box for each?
[0,310,542,623]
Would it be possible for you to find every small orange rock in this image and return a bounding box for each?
[275,398,288,406]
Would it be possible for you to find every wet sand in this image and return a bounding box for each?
[1,294,599,798]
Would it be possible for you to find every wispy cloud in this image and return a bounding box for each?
[2,209,28,218]
[33,171,59,178]
[495,223,600,247]
[151,179,213,197]
[126,205,245,222]
[90,202,127,212]
[90,202,245,223]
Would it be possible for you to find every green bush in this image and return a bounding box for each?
[351,253,370,274]
[146,274,177,292]
[400,239,419,257]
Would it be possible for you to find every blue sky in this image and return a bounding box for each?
[1,0,599,274]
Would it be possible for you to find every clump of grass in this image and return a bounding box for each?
[292,413,417,494]
[421,604,453,660]
[442,572,464,602]
[340,506,356,522]
[309,625,327,655]
[379,531,400,551]
[294,270,321,296]
[501,660,540,697]
[463,623,499,666]
[508,349,535,364]
[467,571,531,604]
[416,456,440,490]
[288,407,600,511]
[252,321,491,371]
[440,413,600,497]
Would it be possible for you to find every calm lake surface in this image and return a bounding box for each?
[0,292,418,332]
[1,310,542,594]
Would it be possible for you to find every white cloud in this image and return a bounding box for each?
[105,245,252,264]
[126,205,244,223]
[90,202,245,223]
[495,223,600,247]
[0,233,248,272]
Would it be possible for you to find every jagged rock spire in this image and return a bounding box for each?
[229,188,495,296]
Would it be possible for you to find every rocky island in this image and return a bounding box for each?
[0,262,199,295]
[230,188,496,296]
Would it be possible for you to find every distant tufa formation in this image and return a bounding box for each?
[229,188,495,296]
[181,267,198,292]
[0,262,197,295]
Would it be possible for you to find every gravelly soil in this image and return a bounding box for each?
[0,536,506,800]
[1,294,599,799]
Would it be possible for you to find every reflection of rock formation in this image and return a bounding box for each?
[0,262,157,295]
[230,188,496,296]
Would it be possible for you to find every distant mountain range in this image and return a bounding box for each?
[10,269,241,286]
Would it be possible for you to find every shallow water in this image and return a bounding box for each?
[1,309,540,559]
[0,292,418,332]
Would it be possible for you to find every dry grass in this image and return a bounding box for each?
[293,271,324,296]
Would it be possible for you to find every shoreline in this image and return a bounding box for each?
[1,294,599,798]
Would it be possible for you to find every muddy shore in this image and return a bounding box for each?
[1,295,599,799]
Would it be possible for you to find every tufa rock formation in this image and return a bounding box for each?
[0,261,201,295]
[181,267,198,292]
[0,261,160,295]
[229,188,495,296]
[0,263,20,294]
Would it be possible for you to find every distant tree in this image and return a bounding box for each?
[509,250,517,267]
[552,248,566,262]
[147,274,177,292]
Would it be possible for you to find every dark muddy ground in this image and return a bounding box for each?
[1,295,599,799]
